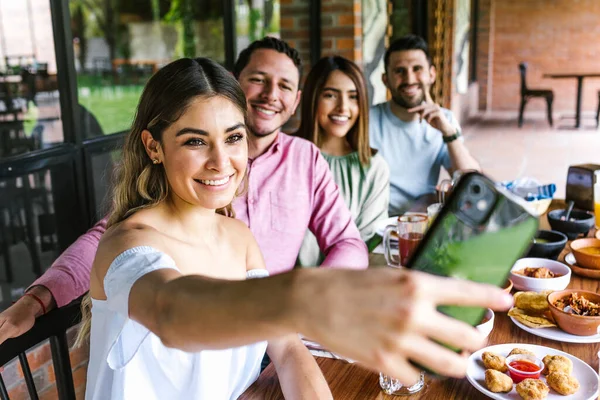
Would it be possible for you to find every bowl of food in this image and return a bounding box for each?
[547,209,595,240]
[510,258,571,292]
[547,289,600,336]
[525,230,568,260]
[475,308,495,338]
[570,238,600,270]
[505,353,544,383]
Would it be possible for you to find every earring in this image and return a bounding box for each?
[152,159,160,164]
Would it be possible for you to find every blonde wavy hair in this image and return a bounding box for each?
[75,58,248,347]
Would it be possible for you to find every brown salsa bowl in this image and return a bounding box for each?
[571,238,600,270]
[547,289,600,336]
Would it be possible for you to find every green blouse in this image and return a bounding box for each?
[296,151,390,267]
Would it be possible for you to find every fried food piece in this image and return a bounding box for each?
[482,351,508,372]
[516,378,549,400]
[542,355,572,375]
[514,291,553,314]
[547,372,580,395]
[528,267,554,279]
[508,348,536,357]
[485,369,513,393]
[508,308,556,329]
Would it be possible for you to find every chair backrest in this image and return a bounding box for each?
[519,62,528,94]
[0,297,82,400]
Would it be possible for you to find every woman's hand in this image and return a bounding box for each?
[267,334,332,400]
[294,268,513,385]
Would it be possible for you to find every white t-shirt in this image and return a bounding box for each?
[369,102,457,216]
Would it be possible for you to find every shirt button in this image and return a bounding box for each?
[249,198,254,204]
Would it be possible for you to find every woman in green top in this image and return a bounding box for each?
[296,56,390,266]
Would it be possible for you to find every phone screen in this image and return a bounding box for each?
[407,173,538,327]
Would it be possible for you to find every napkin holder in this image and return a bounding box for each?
[566,164,600,211]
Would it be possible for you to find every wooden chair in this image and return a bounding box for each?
[518,63,554,127]
[0,297,82,400]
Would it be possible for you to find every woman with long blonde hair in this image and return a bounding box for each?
[296,56,390,265]
[80,57,331,399]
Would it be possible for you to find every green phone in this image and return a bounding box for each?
[406,172,538,352]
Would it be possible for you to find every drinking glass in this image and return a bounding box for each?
[379,370,425,396]
[383,214,428,267]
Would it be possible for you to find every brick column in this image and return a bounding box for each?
[280,0,312,74]
[476,0,493,112]
[321,0,363,65]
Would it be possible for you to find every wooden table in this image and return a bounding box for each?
[240,200,600,399]
[543,72,600,128]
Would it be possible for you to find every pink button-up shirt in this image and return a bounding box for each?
[30,133,368,306]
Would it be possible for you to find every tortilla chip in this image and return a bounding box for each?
[514,290,553,314]
[508,307,557,328]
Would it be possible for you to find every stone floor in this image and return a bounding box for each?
[462,111,600,199]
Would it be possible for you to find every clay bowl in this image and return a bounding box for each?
[570,238,600,270]
[547,289,600,336]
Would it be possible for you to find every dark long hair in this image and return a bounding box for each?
[296,56,372,166]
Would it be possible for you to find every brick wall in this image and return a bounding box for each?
[4,327,88,400]
[280,0,364,130]
[490,0,600,112]
[321,0,363,65]
[475,0,493,111]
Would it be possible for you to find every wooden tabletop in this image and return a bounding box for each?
[240,200,600,399]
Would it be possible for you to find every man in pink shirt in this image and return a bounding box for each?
[0,37,368,343]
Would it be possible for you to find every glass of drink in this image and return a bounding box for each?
[379,370,426,396]
[398,214,428,266]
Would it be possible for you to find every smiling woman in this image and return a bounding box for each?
[296,56,390,265]
[74,57,333,400]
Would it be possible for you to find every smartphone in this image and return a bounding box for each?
[406,172,538,351]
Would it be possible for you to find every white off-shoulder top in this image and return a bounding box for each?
[85,246,269,400]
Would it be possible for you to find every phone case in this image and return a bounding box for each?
[407,172,539,327]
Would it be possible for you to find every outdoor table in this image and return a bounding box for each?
[543,72,600,128]
[240,199,600,399]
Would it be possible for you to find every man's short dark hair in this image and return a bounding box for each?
[384,34,432,70]
[233,36,303,82]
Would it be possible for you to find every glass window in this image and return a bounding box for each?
[235,0,280,58]
[72,0,226,136]
[0,0,63,158]
[0,153,82,306]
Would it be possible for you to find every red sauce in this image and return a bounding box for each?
[507,360,542,383]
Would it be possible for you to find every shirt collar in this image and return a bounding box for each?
[250,131,282,163]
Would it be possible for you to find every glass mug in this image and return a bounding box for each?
[383,214,428,267]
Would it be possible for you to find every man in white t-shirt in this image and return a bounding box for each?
[370,34,480,216]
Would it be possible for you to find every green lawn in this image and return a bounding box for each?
[77,75,144,134]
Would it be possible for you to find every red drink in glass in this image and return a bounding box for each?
[399,232,424,266]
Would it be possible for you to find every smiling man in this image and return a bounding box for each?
[232,37,368,274]
[370,34,480,216]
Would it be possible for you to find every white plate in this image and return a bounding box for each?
[510,316,600,344]
[467,343,599,400]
